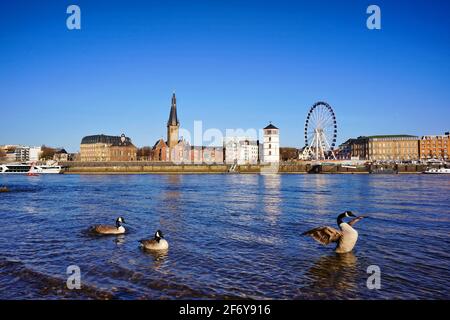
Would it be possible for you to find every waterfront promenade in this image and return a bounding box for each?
[59,161,435,174]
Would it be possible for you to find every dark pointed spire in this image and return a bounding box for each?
[167,92,179,126]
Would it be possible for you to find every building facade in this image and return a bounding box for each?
[15,146,30,162]
[419,132,449,160]
[167,92,180,150]
[152,92,191,162]
[80,134,137,161]
[53,149,69,162]
[260,123,280,163]
[170,139,191,163]
[152,139,169,161]
[152,93,225,163]
[191,146,224,164]
[224,137,259,164]
[351,135,419,161]
[336,139,355,160]
[29,147,42,161]
[0,145,43,163]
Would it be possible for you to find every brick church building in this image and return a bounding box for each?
[152,93,223,164]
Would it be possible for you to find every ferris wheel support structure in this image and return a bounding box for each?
[300,101,337,161]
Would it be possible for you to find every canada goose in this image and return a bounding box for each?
[0,186,9,193]
[303,211,366,253]
[91,217,126,235]
[139,230,169,251]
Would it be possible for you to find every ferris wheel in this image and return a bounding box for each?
[301,101,337,161]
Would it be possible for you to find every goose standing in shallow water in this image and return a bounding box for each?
[139,230,169,251]
[91,217,126,235]
[303,211,366,253]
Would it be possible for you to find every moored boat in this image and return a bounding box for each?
[0,163,64,174]
[423,167,450,174]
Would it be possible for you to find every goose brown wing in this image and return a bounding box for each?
[93,225,114,233]
[139,239,156,246]
[302,226,342,245]
[348,216,367,226]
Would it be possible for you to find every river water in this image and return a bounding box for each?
[0,174,449,299]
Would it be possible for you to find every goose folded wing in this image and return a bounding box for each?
[93,225,111,233]
[348,216,367,226]
[302,226,342,245]
[139,239,154,246]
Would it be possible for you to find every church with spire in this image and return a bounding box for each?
[167,92,180,148]
[152,92,190,162]
[151,92,224,163]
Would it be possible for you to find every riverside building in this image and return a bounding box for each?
[80,134,137,162]
[351,135,419,161]
[152,93,224,163]
[224,137,259,165]
[259,123,280,163]
[419,132,449,161]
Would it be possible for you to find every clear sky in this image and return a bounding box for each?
[1,0,449,152]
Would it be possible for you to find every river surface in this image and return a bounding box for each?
[0,174,449,299]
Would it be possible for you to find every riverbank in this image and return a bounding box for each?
[59,161,437,174]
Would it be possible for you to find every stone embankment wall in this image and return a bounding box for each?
[60,161,432,174]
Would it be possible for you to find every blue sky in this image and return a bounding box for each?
[0,0,449,152]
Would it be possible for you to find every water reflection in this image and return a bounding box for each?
[224,175,258,212]
[141,248,169,271]
[310,176,330,212]
[262,175,281,224]
[114,235,126,245]
[163,175,182,200]
[157,176,183,236]
[304,252,358,297]
[158,175,182,213]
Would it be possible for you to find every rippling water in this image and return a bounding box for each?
[0,174,449,299]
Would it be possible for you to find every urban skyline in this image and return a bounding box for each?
[1,0,449,152]
[2,90,448,157]
[2,92,448,164]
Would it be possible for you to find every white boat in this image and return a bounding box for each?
[423,168,450,174]
[0,163,64,174]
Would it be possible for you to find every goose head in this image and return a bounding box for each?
[337,211,356,225]
[116,217,126,228]
[154,230,164,243]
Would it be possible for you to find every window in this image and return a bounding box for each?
[269,151,272,156]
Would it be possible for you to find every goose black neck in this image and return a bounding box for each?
[337,213,346,226]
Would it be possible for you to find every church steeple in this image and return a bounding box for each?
[167,92,180,148]
[167,92,179,126]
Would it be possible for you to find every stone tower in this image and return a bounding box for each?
[261,123,280,163]
[167,92,180,148]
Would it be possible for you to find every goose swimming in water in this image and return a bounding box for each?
[139,230,169,251]
[91,217,126,235]
[303,211,366,253]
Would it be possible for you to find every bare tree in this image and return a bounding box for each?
[137,146,153,161]
[280,147,299,162]
[40,145,56,160]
